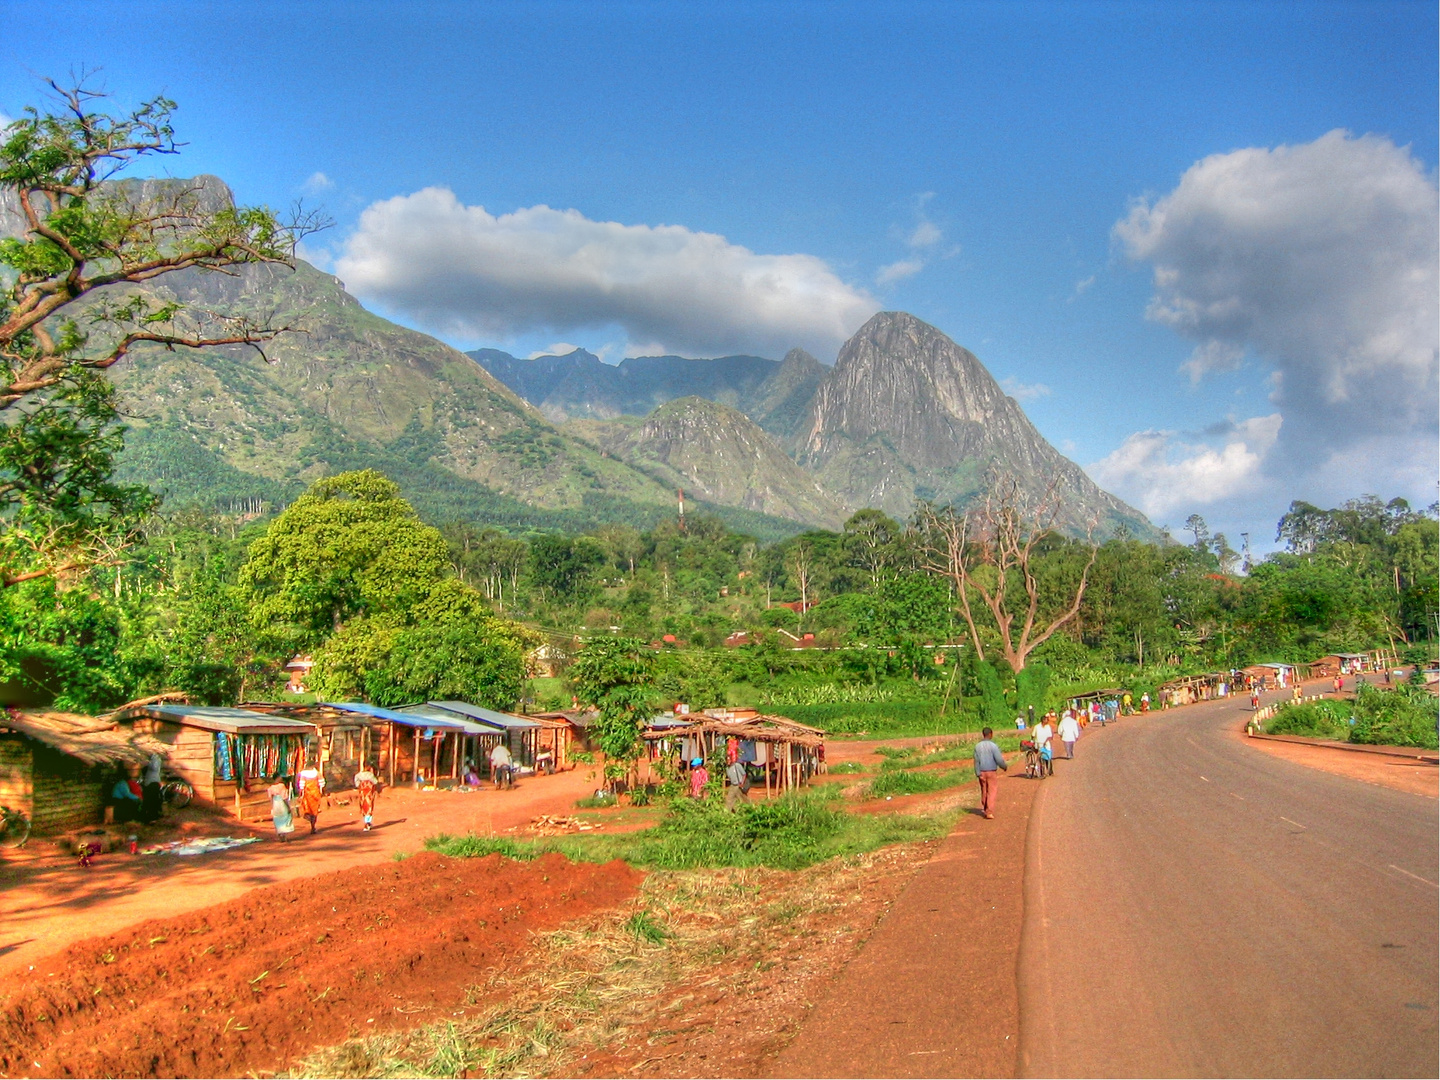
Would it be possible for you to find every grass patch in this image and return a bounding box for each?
[574,793,616,809]
[1266,699,1352,741]
[623,909,672,944]
[826,761,867,774]
[781,700,979,738]
[868,767,973,798]
[427,790,953,871]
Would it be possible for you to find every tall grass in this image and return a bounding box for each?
[426,790,951,871]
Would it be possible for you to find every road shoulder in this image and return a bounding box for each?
[766,771,1037,1079]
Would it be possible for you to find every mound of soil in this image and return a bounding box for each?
[0,851,642,1078]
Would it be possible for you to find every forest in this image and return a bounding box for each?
[3,466,1433,747]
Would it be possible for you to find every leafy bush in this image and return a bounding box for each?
[1265,699,1352,741]
[1351,684,1438,750]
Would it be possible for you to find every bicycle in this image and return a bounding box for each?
[0,805,31,849]
[1021,741,1045,780]
[162,776,194,809]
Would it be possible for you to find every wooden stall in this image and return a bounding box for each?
[643,712,825,795]
[241,702,393,789]
[115,704,315,822]
[0,710,162,834]
[528,710,598,754]
[404,701,566,771]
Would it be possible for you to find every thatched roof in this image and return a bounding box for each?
[643,714,824,749]
[0,709,166,767]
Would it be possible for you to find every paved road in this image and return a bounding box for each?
[1018,695,1438,1078]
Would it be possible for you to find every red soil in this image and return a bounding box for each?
[0,851,642,1079]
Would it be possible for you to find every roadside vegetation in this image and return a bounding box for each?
[426,789,952,871]
[1265,679,1438,750]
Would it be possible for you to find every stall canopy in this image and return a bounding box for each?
[129,704,316,736]
[412,701,542,730]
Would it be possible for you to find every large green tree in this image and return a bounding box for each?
[240,470,449,650]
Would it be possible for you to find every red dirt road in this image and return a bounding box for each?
[0,851,642,1079]
[0,766,602,981]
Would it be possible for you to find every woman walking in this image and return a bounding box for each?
[268,775,295,843]
[296,765,325,834]
[353,764,379,832]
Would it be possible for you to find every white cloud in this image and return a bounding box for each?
[908,221,941,248]
[1000,377,1052,402]
[1180,340,1244,382]
[1114,130,1438,487]
[302,171,335,194]
[1088,414,1282,518]
[876,259,924,285]
[334,187,878,358]
[0,111,12,131]
[1073,274,1095,296]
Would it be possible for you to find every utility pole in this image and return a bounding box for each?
[1240,532,1251,574]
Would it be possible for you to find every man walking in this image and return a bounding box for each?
[725,759,749,810]
[1058,709,1080,759]
[973,727,1008,819]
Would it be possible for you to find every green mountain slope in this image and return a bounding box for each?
[565,397,846,529]
[104,240,803,538]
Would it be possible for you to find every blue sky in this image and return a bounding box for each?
[7,1,1437,546]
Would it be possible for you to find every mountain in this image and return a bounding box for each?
[566,397,846,529]
[89,179,808,539]
[471,348,779,423]
[743,348,827,446]
[799,311,1152,535]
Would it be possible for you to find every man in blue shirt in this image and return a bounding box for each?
[973,727,1008,819]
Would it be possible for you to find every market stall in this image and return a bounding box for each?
[643,712,825,794]
[115,704,315,821]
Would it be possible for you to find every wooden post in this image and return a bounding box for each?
[413,728,421,785]
[388,724,396,788]
[451,733,459,782]
[431,733,441,786]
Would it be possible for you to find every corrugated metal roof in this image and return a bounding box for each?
[414,701,542,730]
[137,704,316,736]
[392,703,504,735]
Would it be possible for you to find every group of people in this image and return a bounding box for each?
[267,764,381,841]
[109,753,165,825]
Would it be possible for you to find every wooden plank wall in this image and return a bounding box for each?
[137,721,216,800]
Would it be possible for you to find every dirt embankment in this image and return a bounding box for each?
[0,852,641,1079]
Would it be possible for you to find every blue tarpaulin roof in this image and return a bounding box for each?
[410,701,542,730]
[321,701,468,728]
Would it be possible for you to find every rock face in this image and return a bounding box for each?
[800,312,1152,535]
[568,397,846,529]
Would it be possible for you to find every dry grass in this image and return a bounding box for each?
[286,839,942,1079]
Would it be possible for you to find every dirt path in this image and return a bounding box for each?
[767,767,1040,1078]
[0,766,601,980]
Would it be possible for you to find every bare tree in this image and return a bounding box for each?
[914,478,1099,673]
[787,539,813,620]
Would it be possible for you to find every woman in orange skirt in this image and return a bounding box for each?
[296,766,325,834]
